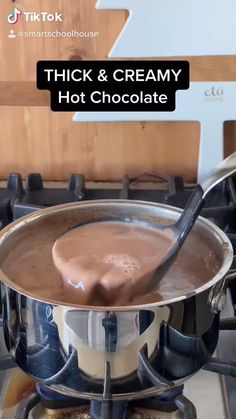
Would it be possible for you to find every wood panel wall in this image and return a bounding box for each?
[0,0,236,181]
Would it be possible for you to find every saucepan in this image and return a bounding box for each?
[0,200,233,400]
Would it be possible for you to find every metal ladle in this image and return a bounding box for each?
[146,151,236,294]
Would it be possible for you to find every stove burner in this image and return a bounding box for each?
[131,386,186,413]
[16,393,40,419]
[15,388,186,419]
[14,348,198,419]
[37,385,85,409]
[10,344,236,419]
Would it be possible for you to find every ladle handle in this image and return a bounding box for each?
[148,185,206,293]
[174,184,205,247]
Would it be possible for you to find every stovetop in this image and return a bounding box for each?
[1,171,236,419]
[12,384,186,419]
[2,172,236,229]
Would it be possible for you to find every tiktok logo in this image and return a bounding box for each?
[7,7,22,24]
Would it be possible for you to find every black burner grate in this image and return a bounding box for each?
[14,347,198,419]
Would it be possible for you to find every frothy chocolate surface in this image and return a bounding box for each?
[1,221,221,307]
[52,222,175,305]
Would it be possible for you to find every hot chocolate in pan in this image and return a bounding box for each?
[1,221,220,307]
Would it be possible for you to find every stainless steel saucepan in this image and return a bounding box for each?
[0,200,233,401]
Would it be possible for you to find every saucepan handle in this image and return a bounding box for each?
[208,271,236,314]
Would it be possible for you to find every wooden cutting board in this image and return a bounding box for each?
[0,0,235,181]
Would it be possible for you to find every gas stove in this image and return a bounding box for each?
[11,384,190,419]
[1,172,236,419]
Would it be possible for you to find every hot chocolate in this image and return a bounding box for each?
[52,221,175,305]
[1,220,220,307]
